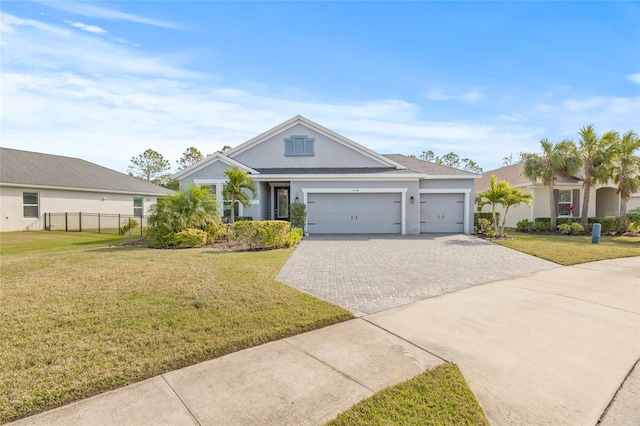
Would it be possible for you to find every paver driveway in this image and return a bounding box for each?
[276,234,559,316]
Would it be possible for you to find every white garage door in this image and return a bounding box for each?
[307,193,402,234]
[420,193,465,233]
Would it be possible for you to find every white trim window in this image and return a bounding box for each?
[23,192,39,218]
[558,190,572,216]
[133,197,144,216]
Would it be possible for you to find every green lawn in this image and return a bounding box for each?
[495,232,640,265]
[325,363,489,426]
[0,232,353,422]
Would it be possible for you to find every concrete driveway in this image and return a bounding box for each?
[276,234,558,316]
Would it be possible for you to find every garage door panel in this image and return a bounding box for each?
[420,193,464,233]
[307,193,401,234]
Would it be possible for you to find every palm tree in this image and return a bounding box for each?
[149,184,218,233]
[576,125,617,226]
[222,168,257,224]
[522,138,581,231]
[499,187,533,237]
[475,175,510,235]
[611,131,640,232]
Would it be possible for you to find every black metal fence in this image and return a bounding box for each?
[44,212,149,236]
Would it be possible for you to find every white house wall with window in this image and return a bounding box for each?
[0,148,174,232]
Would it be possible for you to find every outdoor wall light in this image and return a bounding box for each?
[410,196,415,204]
[295,196,299,203]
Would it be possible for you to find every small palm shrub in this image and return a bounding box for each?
[146,184,219,248]
[119,218,139,236]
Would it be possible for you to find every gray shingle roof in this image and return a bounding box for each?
[0,148,174,196]
[383,154,480,176]
[475,162,582,191]
[254,167,397,174]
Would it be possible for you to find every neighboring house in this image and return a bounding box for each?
[475,162,640,228]
[0,148,174,232]
[173,115,480,234]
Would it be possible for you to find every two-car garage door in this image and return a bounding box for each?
[307,193,402,234]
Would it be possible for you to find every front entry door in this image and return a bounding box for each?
[274,187,290,220]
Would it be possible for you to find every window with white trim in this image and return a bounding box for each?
[558,190,572,216]
[133,197,144,216]
[284,135,314,156]
[23,192,39,218]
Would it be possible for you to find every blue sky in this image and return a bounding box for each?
[2,1,639,173]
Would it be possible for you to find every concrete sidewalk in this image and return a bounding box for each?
[10,257,640,426]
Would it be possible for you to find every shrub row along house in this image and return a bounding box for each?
[173,116,480,235]
[0,148,173,232]
[475,162,640,229]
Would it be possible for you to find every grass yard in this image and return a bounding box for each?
[0,232,353,422]
[325,363,489,426]
[495,233,640,265]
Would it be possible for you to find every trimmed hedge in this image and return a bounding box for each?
[233,220,291,249]
[174,228,207,248]
[534,216,622,234]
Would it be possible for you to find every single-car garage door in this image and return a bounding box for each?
[307,193,402,234]
[420,193,464,233]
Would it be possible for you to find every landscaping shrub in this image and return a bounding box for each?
[285,228,303,247]
[534,220,551,232]
[627,208,640,232]
[233,220,291,249]
[144,227,176,248]
[206,222,233,243]
[174,228,207,248]
[558,223,585,235]
[289,202,307,230]
[588,216,622,234]
[119,218,139,236]
[516,219,534,232]
[474,218,493,235]
[474,212,500,227]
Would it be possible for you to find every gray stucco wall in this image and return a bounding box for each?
[179,161,239,188]
[230,124,386,169]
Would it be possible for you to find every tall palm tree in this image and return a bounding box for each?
[499,187,533,237]
[576,125,617,226]
[475,175,510,235]
[222,168,257,224]
[522,138,581,231]
[611,131,640,232]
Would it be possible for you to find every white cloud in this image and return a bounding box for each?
[425,88,484,103]
[35,1,183,30]
[562,97,604,112]
[1,12,70,36]
[626,73,640,84]
[65,20,107,34]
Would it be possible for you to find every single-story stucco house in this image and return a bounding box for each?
[173,115,481,235]
[0,147,174,232]
[475,162,640,228]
